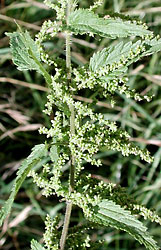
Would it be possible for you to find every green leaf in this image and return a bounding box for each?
[144,37,161,56]
[31,239,46,250]
[6,31,52,85]
[90,41,142,72]
[90,200,159,250]
[90,38,161,73]
[6,31,40,71]
[0,144,48,227]
[68,9,152,39]
[49,145,59,164]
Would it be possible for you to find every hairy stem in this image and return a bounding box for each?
[69,103,75,193]
[59,202,72,250]
[59,1,74,249]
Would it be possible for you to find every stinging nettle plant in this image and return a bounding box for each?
[1,0,161,249]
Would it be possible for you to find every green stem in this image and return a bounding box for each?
[59,201,72,250]
[59,1,74,249]
[69,103,75,193]
[29,49,52,87]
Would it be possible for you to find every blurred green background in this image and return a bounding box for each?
[0,0,161,249]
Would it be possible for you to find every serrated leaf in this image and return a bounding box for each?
[6,31,40,71]
[49,145,59,164]
[6,31,52,85]
[31,239,46,250]
[68,9,152,39]
[0,144,48,226]
[144,37,161,56]
[89,200,159,250]
[90,41,142,72]
[90,38,161,73]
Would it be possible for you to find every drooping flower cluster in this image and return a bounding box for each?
[35,20,62,65]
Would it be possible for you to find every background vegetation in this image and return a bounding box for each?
[0,0,161,249]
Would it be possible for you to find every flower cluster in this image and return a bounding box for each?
[73,42,152,101]
[35,20,62,65]
[44,0,67,20]
[24,1,161,248]
[89,0,104,11]
[28,150,70,197]
[44,214,60,249]
[3,0,161,248]
[132,204,161,225]
[44,214,102,250]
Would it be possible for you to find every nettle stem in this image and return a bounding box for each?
[59,1,74,249]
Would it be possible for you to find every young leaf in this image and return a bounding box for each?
[68,9,152,39]
[0,144,48,227]
[90,200,159,250]
[31,239,46,250]
[6,31,52,85]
